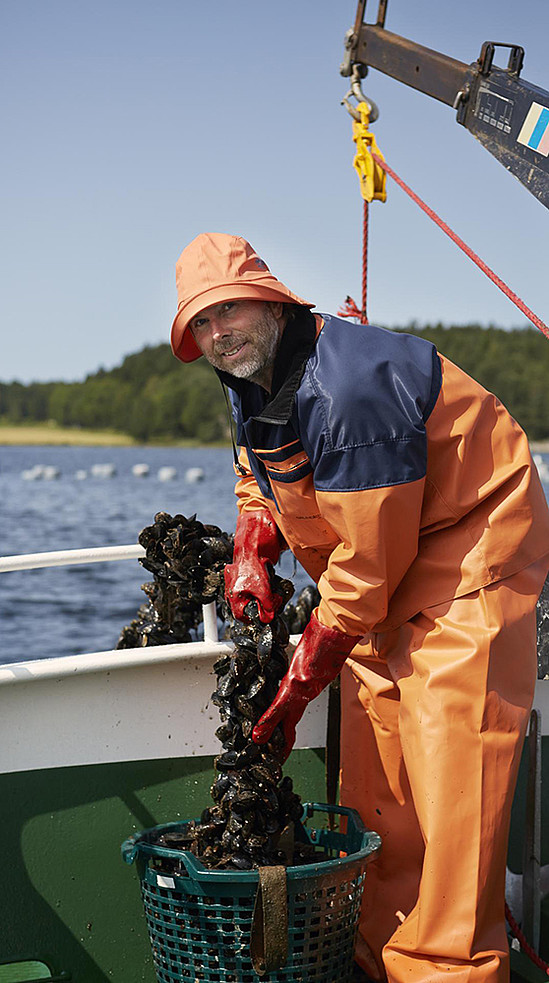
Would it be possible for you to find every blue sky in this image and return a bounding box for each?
[1,0,548,383]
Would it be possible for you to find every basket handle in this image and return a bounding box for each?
[250,866,288,975]
[121,835,207,875]
[121,834,140,865]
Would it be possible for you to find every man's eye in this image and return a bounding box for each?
[222,302,235,313]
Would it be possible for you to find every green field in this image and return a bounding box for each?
[0,421,220,447]
[0,422,136,446]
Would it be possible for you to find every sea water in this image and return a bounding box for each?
[0,445,305,664]
[1,444,548,665]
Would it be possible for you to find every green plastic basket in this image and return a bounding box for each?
[122,802,381,983]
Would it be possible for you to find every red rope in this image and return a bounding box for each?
[361,200,368,325]
[505,902,549,975]
[338,146,549,978]
[370,151,549,341]
[338,200,369,323]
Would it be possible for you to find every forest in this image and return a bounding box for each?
[1,323,549,442]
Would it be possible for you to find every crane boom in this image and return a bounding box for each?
[341,2,549,208]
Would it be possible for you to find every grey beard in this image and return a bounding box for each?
[210,309,280,382]
[224,341,278,382]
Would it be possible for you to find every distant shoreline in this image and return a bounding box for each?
[0,424,136,446]
[1,422,548,453]
[0,423,210,447]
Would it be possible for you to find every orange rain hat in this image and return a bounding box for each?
[170,233,314,363]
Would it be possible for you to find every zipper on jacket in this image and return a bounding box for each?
[220,380,283,512]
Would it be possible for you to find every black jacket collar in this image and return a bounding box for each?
[216,308,317,425]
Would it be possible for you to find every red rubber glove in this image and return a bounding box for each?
[252,611,361,761]
[224,510,283,623]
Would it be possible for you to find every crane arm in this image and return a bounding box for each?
[341,1,549,208]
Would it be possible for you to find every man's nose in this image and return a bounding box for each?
[210,318,233,340]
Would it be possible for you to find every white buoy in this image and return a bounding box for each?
[157,466,177,482]
[74,470,88,480]
[185,467,205,483]
[21,465,44,480]
[91,463,117,478]
[131,463,150,477]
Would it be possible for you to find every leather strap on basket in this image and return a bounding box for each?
[250,865,288,974]
[326,678,341,830]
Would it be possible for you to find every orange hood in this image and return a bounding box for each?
[170,233,314,363]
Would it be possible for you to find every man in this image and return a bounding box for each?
[170,232,549,983]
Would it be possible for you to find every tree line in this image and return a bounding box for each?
[1,324,548,442]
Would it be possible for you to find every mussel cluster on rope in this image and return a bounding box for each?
[116,512,234,648]
[538,576,549,678]
[117,510,322,868]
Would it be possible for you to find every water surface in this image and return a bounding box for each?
[1,444,547,665]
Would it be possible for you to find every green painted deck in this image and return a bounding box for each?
[0,750,326,982]
[1,739,547,981]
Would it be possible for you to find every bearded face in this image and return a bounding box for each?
[189,300,285,388]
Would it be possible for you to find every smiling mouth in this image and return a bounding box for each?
[220,342,246,358]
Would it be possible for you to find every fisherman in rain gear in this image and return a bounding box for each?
[170,232,549,983]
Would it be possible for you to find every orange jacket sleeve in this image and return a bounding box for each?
[315,480,425,636]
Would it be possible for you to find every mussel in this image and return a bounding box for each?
[121,510,327,869]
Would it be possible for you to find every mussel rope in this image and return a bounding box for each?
[222,376,340,825]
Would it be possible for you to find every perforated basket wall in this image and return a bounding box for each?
[122,802,381,983]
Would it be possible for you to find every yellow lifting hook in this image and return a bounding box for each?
[351,101,387,203]
[342,66,387,203]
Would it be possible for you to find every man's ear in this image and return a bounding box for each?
[269,301,285,321]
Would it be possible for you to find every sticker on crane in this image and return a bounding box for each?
[517,102,549,156]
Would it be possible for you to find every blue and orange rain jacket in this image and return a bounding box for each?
[219,310,549,636]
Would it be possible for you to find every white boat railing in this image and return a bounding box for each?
[0,543,145,572]
[0,544,220,645]
[0,544,326,771]
[0,545,545,764]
